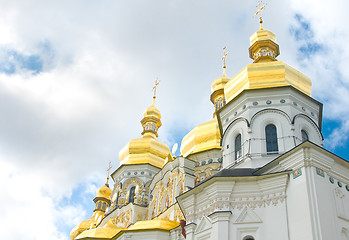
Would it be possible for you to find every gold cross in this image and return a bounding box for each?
[254,1,266,28]
[221,47,228,68]
[106,161,112,184]
[255,1,266,18]
[152,78,160,99]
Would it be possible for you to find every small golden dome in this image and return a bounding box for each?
[119,96,172,168]
[96,184,112,200]
[211,71,231,115]
[249,28,280,63]
[141,98,162,138]
[180,119,221,158]
[143,100,161,119]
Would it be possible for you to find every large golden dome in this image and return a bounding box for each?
[70,218,95,240]
[224,27,311,103]
[119,97,172,168]
[75,219,126,240]
[180,119,221,158]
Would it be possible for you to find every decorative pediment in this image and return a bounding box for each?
[195,216,212,233]
[235,207,262,224]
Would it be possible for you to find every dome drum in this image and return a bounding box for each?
[249,39,279,62]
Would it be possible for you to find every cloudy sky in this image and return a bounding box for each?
[0,0,348,239]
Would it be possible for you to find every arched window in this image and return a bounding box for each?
[265,124,278,154]
[301,130,309,142]
[128,186,136,204]
[97,201,102,209]
[235,134,242,160]
[102,202,107,210]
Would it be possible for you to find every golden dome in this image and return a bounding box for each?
[127,218,180,231]
[180,119,221,158]
[224,27,312,103]
[119,135,172,168]
[141,98,162,137]
[70,218,95,240]
[96,184,112,199]
[249,28,280,63]
[119,97,172,168]
[75,219,126,240]
[211,71,231,115]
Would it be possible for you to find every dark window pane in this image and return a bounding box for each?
[266,124,278,153]
[235,134,242,160]
[129,186,136,203]
[301,130,309,142]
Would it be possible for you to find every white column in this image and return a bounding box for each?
[184,223,197,240]
[208,211,232,240]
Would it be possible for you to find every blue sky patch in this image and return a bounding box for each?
[0,41,55,75]
[0,48,43,75]
[290,14,324,59]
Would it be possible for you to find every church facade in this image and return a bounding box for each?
[70,19,349,240]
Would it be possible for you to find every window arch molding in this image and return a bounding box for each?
[250,108,292,129]
[293,114,324,144]
[222,117,250,140]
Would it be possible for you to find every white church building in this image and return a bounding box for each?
[70,15,349,240]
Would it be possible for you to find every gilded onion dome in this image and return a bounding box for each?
[119,88,173,169]
[70,183,112,240]
[96,184,112,199]
[180,118,221,158]
[224,22,312,104]
[211,50,231,116]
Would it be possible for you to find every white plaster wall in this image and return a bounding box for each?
[220,87,323,169]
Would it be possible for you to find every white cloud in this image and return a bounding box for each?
[0,0,348,239]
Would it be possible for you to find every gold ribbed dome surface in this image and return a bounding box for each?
[96,184,112,199]
[224,27,312,103]
[212,72,231,93]
[119,135,172,168]
[70,218,95,240]
[127,218,180,231]
[180,119,221,158]
[75,219,126,240]
[143,102,161,119]
[224,61,312,103]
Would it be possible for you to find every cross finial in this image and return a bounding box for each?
[106,161,112,185]
[221,47,228,69]
[152,78,160,103]
[254,1,266,29]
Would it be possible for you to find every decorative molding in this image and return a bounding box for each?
[235,207,262,224]
[195,216,212,234]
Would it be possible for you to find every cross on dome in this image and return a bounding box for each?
[106,161,112,185]
[152,78,160,102]
[254,1,266,29]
